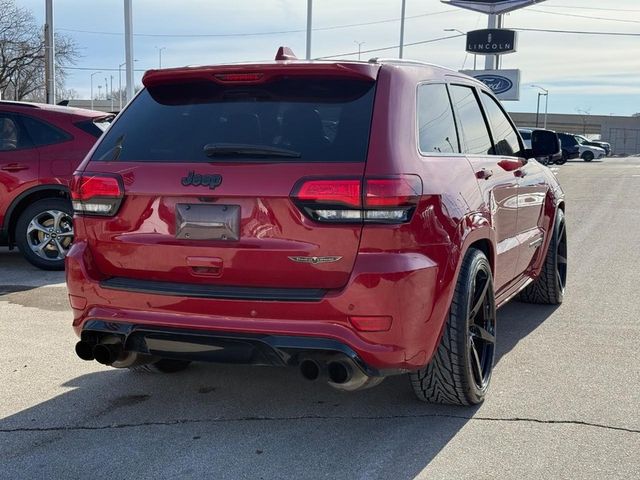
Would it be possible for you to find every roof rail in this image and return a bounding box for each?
[368,57,441,68]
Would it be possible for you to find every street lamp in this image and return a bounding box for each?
[354,41,365,61]
[531,85,549,129]
[90,71,102,110]
[155,46,166,68]
[444,28,476,70]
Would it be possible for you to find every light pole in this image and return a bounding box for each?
[90,71,102,110]
[306,0,312,60]
[45,0,55,104]
[444,29,476,70]
[532,85,549,128]
[354,41,365,61]
[119,59,137,111]
[399,0,407,58]
[118,62,125,111]
[124,0,135,104]
[155,46,166,68]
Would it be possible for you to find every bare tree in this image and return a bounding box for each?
[0,0,78,102]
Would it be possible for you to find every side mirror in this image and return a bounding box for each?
[527,129,561,158]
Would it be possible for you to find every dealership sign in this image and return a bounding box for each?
[466,29,517,55]
[461,69,521,101]
[441,0,546,14]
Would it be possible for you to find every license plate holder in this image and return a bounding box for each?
[175,204,240,241]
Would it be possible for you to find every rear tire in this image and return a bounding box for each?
[556,151,568,165]
[518,209,567,305]
[128,359,192,373]
[582,151,594,162]
[15,198,74,270]
[410,249,496,406]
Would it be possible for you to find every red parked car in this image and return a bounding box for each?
[0,101,111,269]
[68,49,566,405]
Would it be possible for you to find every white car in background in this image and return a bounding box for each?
[575,136,608,160]
[574,135,611,161]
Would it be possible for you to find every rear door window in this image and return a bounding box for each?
[448,85,493,155]
[417,83,459,154]
[480,92,522,156]
[92,78,376,163]
[0,114,33,151]
[20,115,71,146]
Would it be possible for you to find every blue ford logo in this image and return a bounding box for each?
[476,75,513,94]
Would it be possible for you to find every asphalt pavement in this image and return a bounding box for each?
[1,157,639,479]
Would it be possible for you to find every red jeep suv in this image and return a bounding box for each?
[0,101,110,269]
[68,49,566,405]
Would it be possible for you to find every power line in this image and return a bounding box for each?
[64,26,640,72]
[529,8,640,24]
[57,10,456,38]
[541,5,640,13]
[316,34,464,60]
[513,27,640,37]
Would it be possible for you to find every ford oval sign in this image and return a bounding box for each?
[460,69,521,101]
[476,74,513,94]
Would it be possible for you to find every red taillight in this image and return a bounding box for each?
[71,173,124,216]
[291,176,422,224]
[365,178,421,207]
[295,179,361,208]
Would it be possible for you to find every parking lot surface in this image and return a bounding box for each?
[1,157,639,479]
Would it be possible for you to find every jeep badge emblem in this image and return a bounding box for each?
[288,256,343,264]
[181,171,222,190]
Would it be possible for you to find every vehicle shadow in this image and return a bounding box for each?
[1,301,558,478]
[0,247,65,294]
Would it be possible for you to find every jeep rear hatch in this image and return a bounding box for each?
[76,64,379,291]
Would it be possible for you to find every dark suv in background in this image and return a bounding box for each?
[0,101,111,269]
[557,132,580,163]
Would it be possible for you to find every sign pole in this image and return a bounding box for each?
[484,15,497,70]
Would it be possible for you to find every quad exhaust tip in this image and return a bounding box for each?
[299,358,321,381]
[75,341,95,361]
[299,357,384,391]
[93,343,122,365]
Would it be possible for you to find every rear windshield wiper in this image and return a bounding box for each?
[204,143,302,159]
[97,134,125,161]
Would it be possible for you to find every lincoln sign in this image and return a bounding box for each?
[466,29,517,55]
[440,0,546,14]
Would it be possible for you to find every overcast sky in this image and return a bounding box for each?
[19,0,640,115]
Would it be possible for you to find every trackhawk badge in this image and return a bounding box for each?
[288,256,343,265]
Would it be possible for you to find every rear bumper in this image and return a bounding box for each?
[79,320,398,376]
[66,241,454,371]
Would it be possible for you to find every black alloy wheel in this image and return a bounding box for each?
[410,249,496,405]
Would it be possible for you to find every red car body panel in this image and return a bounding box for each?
[0,102,108,244]
[66,60,564,373]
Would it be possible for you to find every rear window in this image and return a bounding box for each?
[92,78,376,163]
[75,116,114,138]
